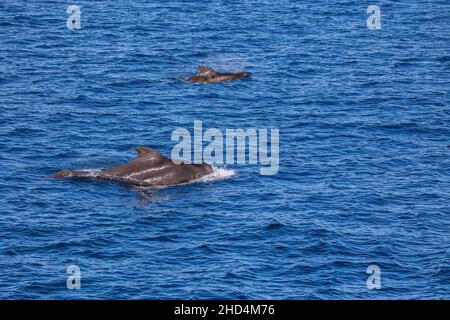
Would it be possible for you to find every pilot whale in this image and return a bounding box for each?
[54,147,213,187]
[183,65,251,84]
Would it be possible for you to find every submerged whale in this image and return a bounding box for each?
[183,65,251,84]
[54,147,213,187]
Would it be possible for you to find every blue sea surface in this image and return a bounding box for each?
[1,0,449,299]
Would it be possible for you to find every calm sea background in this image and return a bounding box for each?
[1,0,449,299]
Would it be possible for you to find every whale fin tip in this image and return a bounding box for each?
[198,65,217,75]
[135,146,157,156]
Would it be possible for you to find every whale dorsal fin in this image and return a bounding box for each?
[135,147,167,161]
[198,65,217,75]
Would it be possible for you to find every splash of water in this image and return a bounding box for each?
[196,166,236,183]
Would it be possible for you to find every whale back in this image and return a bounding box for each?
[183,66,250,83]
[102,147,213,185]
[103,147,172,178]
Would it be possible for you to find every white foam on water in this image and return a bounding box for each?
[196,166,236,183]
[76,169,103,177]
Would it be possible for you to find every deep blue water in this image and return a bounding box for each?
[1,0,450,299]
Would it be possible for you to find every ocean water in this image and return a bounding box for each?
[1,0,449,299]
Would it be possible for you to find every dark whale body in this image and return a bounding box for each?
[183,66,250,84]
[54,147,213,187]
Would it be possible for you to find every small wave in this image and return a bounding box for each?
[145,235,175,242]
[264,222,285,231]
[437,55,450,63]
